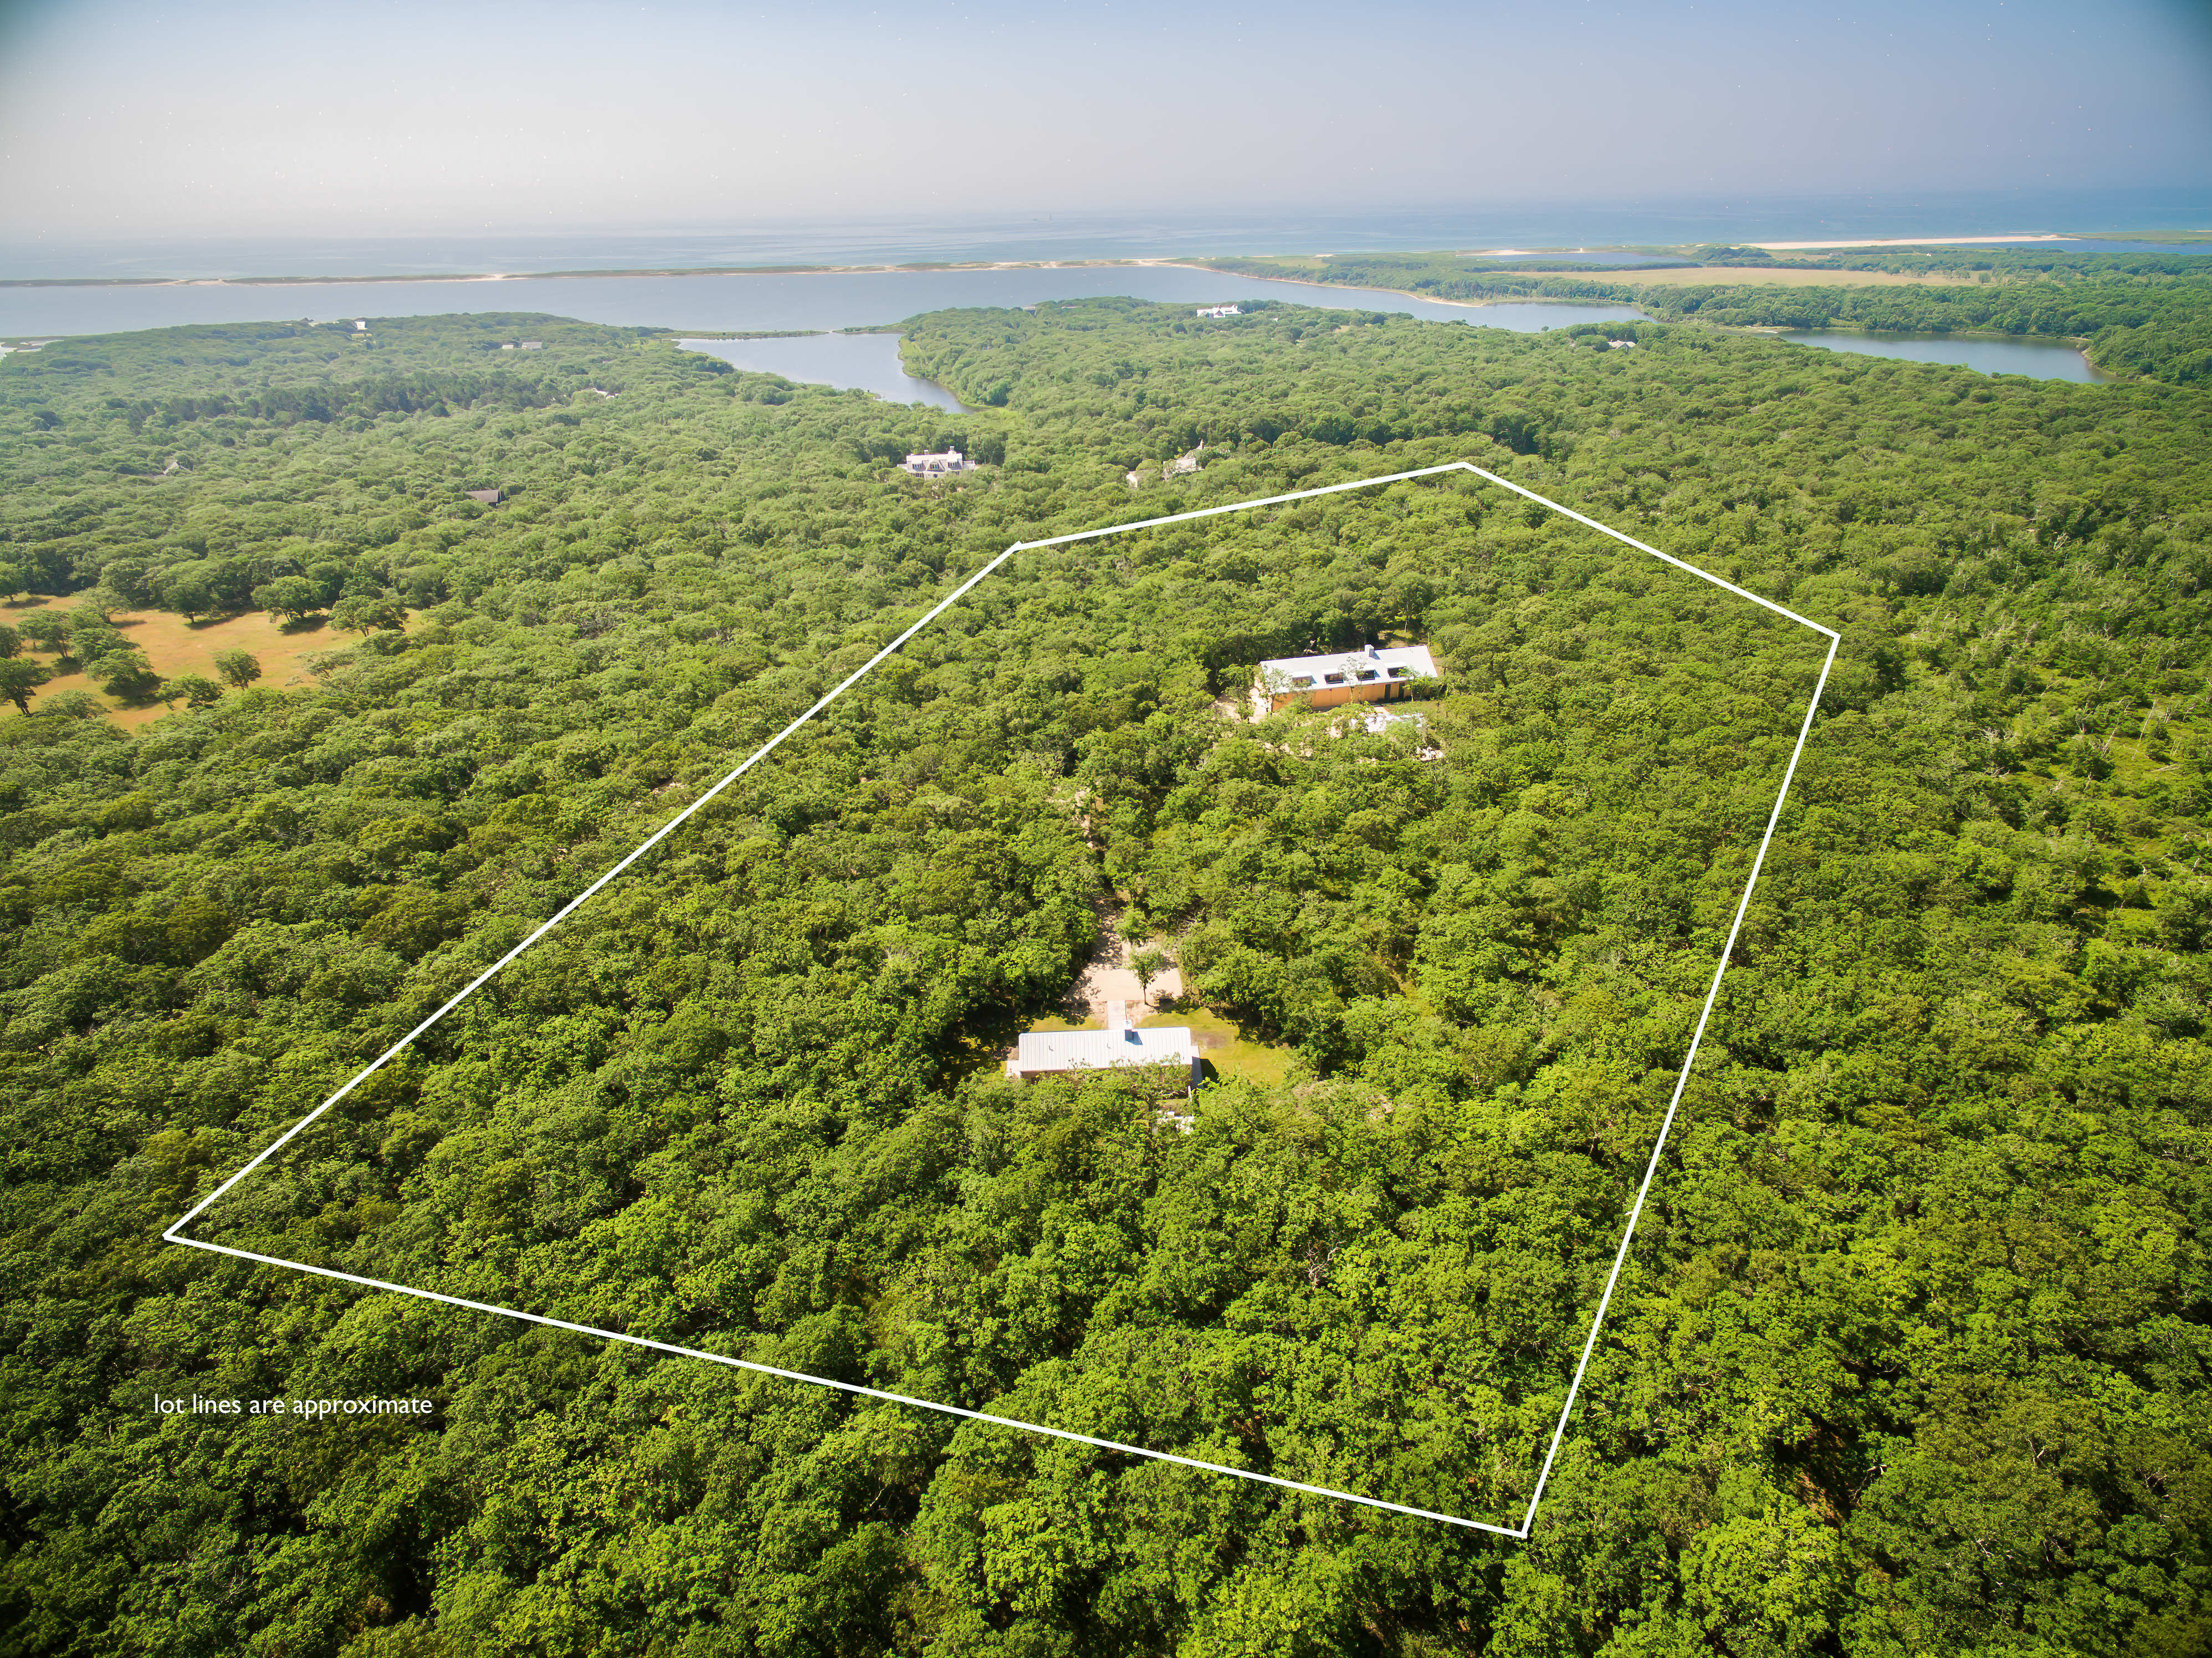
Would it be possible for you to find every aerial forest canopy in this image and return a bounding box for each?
[1,297,2209,1655]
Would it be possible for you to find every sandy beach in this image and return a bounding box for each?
[0,237,2134,290]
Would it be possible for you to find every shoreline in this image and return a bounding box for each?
[0,257,1208,290]
[0,257,1635,328]
[0,230,2153,289]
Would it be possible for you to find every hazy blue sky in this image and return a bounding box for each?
[1,0,2207,242]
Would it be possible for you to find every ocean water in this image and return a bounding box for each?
[4,188,2191,385]
[0,266,1645,340]
[4,187,2204,282]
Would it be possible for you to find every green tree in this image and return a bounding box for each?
[158,674,224,709]
[254,576,325,625]
[214,648,262,689]
[165,571,220,621]
[0,562,27,601]
[0,657,52,714]
[99,559,152,607]
[17,611,66,653]
[95,650,161,703]
[1129,945,1168,996]
[331,592,408,635]
[0,622,19,659]
[70,586,128,625]
[64,618,125,668]
[34,688,100,719]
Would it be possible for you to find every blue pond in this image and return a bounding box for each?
[1777,329,2111,383]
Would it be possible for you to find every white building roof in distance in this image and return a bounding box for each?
[1257,642,1438,691]
[1008,1026,1195,1077]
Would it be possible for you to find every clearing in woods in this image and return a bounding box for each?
[6,593,373,728]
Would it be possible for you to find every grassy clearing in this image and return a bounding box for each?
[6,594,357,728]
[1142,1005,1296,1088]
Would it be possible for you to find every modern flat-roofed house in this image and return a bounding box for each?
[1005,1002,1201,1088]
[1195,305,1242,318]
[902,448,974,479]
[1251,642,1439,717]
[464,488,503,505]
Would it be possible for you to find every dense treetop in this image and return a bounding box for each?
[2,296,2209,1655]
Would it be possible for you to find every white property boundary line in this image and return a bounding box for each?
[167,460,1840,1538]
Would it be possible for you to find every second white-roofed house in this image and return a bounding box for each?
[1005,1000,1202,1089]
[1248,642,1440,720]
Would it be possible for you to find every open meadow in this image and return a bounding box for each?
[7,594,362,728]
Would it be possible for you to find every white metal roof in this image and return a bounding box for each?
[1010,1027,1195,1074]
[1256,643,1438,691]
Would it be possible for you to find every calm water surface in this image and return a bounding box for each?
[680,334,971,410]
[0,265,1643,339]
[6,188,2204,279]
[3,260,2137,390]
[1776,329,2114,382]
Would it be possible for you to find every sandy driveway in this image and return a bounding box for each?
[1064,931,1184,1027]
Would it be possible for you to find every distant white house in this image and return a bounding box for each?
[1128,448,1204,488]
[1607,339,1637,350]
[902,448,974,478]
[1195,305,1242,318]
[518,340,543,350]
[353,319,368,331]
